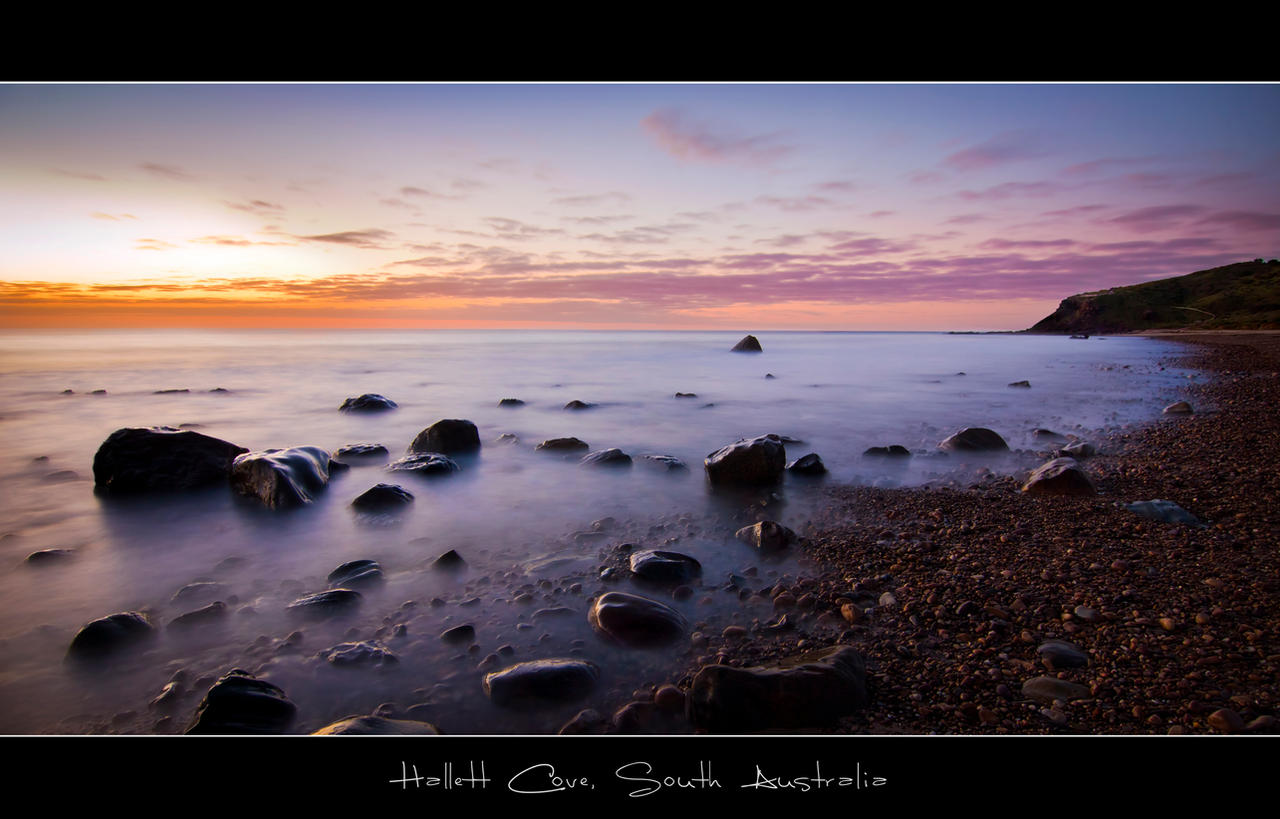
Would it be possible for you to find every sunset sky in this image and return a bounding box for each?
[2,83,1277,330]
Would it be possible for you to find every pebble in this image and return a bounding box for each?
[1207,708,1244,733]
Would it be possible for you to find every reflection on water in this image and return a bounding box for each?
[0,330,1196,733]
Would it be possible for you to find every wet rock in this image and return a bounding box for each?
[351,483,414,512]
[339,394,397,413]
[564,400,595,410]
[1008,380,1031,388]
[580,448,632,467]
[172,582,225,603]
[588,591,687,646]
[431,550,466,571]
[1059,441,1096,458]
[483,659,600,706]
[327,560,384,588]
[498,398,525,407]
[68,612,154,659]
[1125,499,1203,526]
[333,443,389,462]
[409,419,480,455]
[558,708,611,735]
[674,392,698,399]
[26,548,76,564]
[786,453,827,475]
[1021,676,1091,704]
[639,454,687,470]
[535,437,590,452]
[313,715,438,734]
[319,641,398,668]
[705,434,786,486]
[186,669,296,734]
[731,335,763,352]
[286,589,362,618]
[168,601,228,629]
[1021,457,1096,496]
[939,427,1010,453]
[1033,428,1067,441]
[735,521,796,552]
[93,426,248,494]
[496,433,519,444]
[440,624,476,645]
[629,550,702,585]
[1037,639,1089,668]
[1163,401,1193,415]
[231,446,335,508]
[687,645,868,732]
[386,452,460,477]
[154,388,189,394]
[863,445,912,457]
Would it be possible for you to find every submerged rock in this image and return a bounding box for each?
[483,659,600,706]
[704,434,786,486]
[68,612,153,659]
[327,559,384,588]
[579,448,632,467]
[687,645,868,732]
[731,335,763,352]
[674,392,698,399]
[735,521,796,552]
[350,483,414,512]
[26,548,76,564]
[939,427,1010,453]
[333,443,389,462]
[1125,499,1204,526]
[231,446,335,509]
[1059,441,1096,458]
[629,550,702,585]
[287,589,362,618]
[319,641,398,668]
[312,715,438,735]
[386,452,460,477]
[588,591,686,646]
[409,419,480,455]
[440,624,476,645]
[863,445,912,458]
[431,549,466,571]
[1008,380,1031,388]
[498,398,525,407]
[786,452,827,475]
[93,426,248,494]
[638,454,687,470]
[563,400,595,411]
[535,437,589,452]
[186,669,296,734]
[1163,401,1193,415]
[339,394,397,413]
[1021,457,1096,496]
[168,601,228,630]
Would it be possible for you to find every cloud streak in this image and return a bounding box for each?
[642,108,791,165]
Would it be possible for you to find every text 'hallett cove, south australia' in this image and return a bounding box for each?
[389,760,889,796]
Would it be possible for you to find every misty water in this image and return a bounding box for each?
[0,330,1199,734]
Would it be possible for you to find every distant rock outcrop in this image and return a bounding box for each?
[731,335,763,352]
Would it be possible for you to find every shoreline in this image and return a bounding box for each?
[637,332,1280,735]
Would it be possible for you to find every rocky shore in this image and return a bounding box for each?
[646,332,1280,734]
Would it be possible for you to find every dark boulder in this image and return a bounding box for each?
[704,434,786,486]
[1059,441,1096,458]
[579,448,632,467]
[93,427,248,494]
[938,427,1010,453]
[312,716,438,735]
[564,400,595,411]
[67,612,153,659]
[440,624,476,645]
[558,708,611,735]
[588,591,686,647]
[638,454,687,470]
[536,437,589,452]
[409,419,480,455]
[1033,428,1067,442]
[629,550,702,585]
[731,335,763,352]
[339,394,397,413]
[483,659,600,706]
[231,446,335,509]
[26,548,76,564]
[687,645,868,732]
[1008,380,1031,388]
[327,560,384,588]
[168,601,228,630]
[498,398,525,407]
[1021,457,1096,496]
[1163,401,1193,415]
[431,549,466,571]
[351,483,414,512]
[186,670,297,734]
[735,520,796,552]
[332,443,389,463]
[287,589,362,618]
[863,445,911,458]
[386,452,460,477]
[319,641,398,668]
[786,453,827,475]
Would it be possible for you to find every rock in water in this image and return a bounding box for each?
[431,549,466,571]
[339,394,397,412]
[735,521,796,552]
[786,453,827,475]
[93,426,248,494]
[536,437,590,452]
[864,445,912,457]
[939,427,1010,452]
[498,398,525,407]
[67,612,153,659]
[1021,457,1096,496]
[168,601,228,629]
[483,659,600,706]
[287,589,362,618]
[731,335,763,352]
[327,559,384,588]
[1059,441,1096,458]
[629,550,702,585]
[386,452,460,477]
[1163,401,1193,415]
[333,443,389,462]
[1008,380,1031,388]
[231,446,335,508]
[687,645,868,732]
[588,591,687,646]
[563,400,595,410]
[704,434,786,485]
[319,641,398,668]
[579,448,632,467]
[312,716,439,735]
[350,483,414,511]
[409,419,480,455]
[1125,499,1204,526]
[26,548,76,564]
[186,670,297,734]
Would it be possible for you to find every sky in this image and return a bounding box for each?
[1,83,1277,330]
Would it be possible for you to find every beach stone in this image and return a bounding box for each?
[440,624,476,645]
[327,559,383,588]
[588,591,687,646]
[498,398,525,407]
[558,708,611,735]
[68,612,154,658]
[863,445,911,457]
[629,550,702,585]
[1033,428,1067,441]
[580,448,632,467]
[339,394,397,413]
[1037,639,1089,668]
[351,483,414,512]
[735,520,796,552]
[1163,401,1193,414]
[483,659,600,706]
[705,434,786,486]
[687,645,868,732]
[939,427,1010,452]
[333,443,389,462]
[1021,676,1091,704]
[431,549,466,571]
[786,453,827,475]
[1125,499,1203,526]
[92,426,248,494]
[409,419,480,455]
[386,452,460,477]
[1022,457,1096,496]
[319,641,398,668]
[1060,441,1096,458]
[172,582,225,603]
[1207,708,1245,733]
[564,400,595,410]
[536,437,590,452]
[26,548,76,564]
[186,669,296,734]
[230,446,335,508]
[312,715,438,734]
[286,589,362,618]
[731,335,763,352]
[168,601,228,629]
[639,454,688,470]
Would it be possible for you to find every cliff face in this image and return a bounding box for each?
[1027,260,1280,334]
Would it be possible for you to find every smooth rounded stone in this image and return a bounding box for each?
[1073,606,1100,622]
[558,708,611,735]
[654,685,686,713]
[68,612,154,659]
[92,426,248,494]
[638,454,688,470]
[563,400,595,410]
[863,445,912,458]
[386,452,460,477]
[483,659,600,707]
[409,419,480,455]
[1021,457,1096,496]
[339,394,397,413]
[1021,676,1091,704]
[172,582,225,603]
[497,398,525,407]
[440,624,476,645]
[1059,441,1096,458]
[1008,380,1032,388]
[1207,708,1245,733]
[1125,499,1204,526]
[431,549,466,571]
[687,645,868,733]
[629,550,702,585]
[730,334,763,352]
[26,548,76,564]
[1163,401,1193,415]
[327,559,384,588]
[231,446,335,509]
[319,641,398,668]
[313,715,438,735]
[939,427,1010,453]
[350,483,414,512]
[186,669,296,734]
[579,448,632,467]
[532,606,575,620]
[704,434,786,486]
[1037,640,1089,668]
[168,601,228,629]
[332,443,389,462]
[286,589,362,618]
[786,452,827,475]
[535,437,590,453]
[735,521,796,553]
[1033,428,1068,441]
[588,591,687,647]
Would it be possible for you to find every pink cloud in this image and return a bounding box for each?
[641,108,791,165]
[943,130,1050,171]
